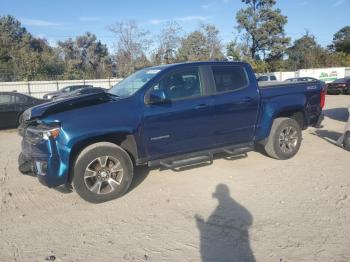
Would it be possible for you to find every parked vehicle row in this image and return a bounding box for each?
[256,74,278,82]
[0,85,107,129]
[258,74,349,95]
[18,61,325,203]
[326,77,350,95]
[43,85,93,100]
[0,92,46,129]
[284,77,320,83]
[53,87,107,100]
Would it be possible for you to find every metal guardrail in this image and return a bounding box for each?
[0,78,122,98]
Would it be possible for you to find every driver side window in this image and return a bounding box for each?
[151,68,202,101]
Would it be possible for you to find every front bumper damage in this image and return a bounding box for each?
[18,126,69,188]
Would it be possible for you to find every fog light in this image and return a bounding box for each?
[34,161,48,176]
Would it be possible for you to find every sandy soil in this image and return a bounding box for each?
[0,95,349,262]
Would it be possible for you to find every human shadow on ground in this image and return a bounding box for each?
[195,184,255,262]
[323,108,349,122]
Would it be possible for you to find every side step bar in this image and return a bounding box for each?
[160,153,213,169]
[149,144,253,170]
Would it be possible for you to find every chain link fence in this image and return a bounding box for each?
[0,78,122,98]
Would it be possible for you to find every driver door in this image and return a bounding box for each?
[143,66,215,160]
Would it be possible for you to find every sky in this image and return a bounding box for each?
[1,0,349,52]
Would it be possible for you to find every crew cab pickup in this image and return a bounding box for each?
[18,62,325,203]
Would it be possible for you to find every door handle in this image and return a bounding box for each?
[195,104,209,110]
[240,97,254,103]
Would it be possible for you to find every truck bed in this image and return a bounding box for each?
[258,80,320,89]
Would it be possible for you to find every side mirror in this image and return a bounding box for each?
[147,89,169,104]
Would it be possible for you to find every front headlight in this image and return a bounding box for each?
[26,123,61,142]
[41,127,60,140]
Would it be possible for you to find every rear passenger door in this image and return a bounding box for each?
[210,65,260,146]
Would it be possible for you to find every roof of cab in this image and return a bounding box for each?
[147,61,249,71]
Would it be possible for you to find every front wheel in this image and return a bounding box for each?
[264,118,302,160]
[73,142,134,203]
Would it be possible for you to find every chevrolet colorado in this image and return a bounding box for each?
[18,62,325,203]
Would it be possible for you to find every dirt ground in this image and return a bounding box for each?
[0,95,349,262]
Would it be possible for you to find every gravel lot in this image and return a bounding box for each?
[0,95,349,262]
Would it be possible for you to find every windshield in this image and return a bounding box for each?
[108,68,162,98]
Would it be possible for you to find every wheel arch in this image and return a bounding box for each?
[256,105,306,144]
[275,109,306,130]
[67,132,138,184]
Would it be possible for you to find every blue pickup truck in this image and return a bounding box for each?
[18,62,325,203]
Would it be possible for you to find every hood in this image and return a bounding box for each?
[23,92,114,121]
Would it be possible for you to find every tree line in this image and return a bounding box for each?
[1,0,350,81]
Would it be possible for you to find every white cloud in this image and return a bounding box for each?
[201,4,210,9]
[79,16,99,22]
[149,16,209,25]
[20,18,62,27]
[177,16,209,22]
[333,0,346,7]
[149,19,167,25]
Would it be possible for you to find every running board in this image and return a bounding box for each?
[148,143,253,170]
[159,153,213,169]
[223,146,251,155]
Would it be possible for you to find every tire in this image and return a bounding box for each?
[345,88,350,95]
[344,131,350,151]
[73,142,134,203]
[264,117,302,160]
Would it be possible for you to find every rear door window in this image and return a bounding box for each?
[212,66,248,93]
[15,94,28,103]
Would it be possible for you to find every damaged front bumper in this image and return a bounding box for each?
[18,124,69,188]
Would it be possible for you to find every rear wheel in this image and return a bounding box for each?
[73,142,133,203]
[264,118,302,160]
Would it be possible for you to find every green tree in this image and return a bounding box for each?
[226,40,241,60]
[330,26,350,54]
[0,15,61,81]
[152,21,183,65]
[236,0,290,59]
[202,24,224,60]
[177,24,224,62]
[57,32,112,79]
[321,51,350,67]
[286,32,325,70]
[109,21,152,77]
[177,31,209,61]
